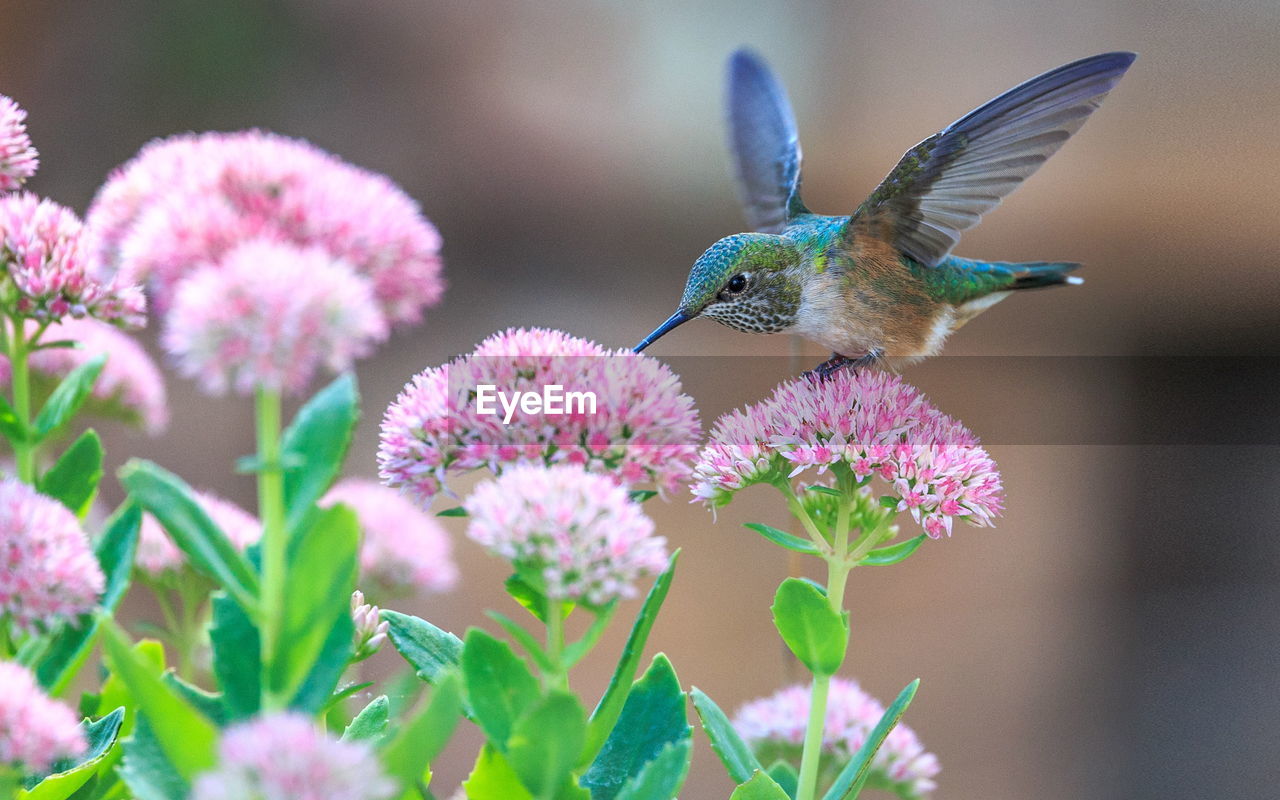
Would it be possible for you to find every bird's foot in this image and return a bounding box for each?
[803,350,881,382]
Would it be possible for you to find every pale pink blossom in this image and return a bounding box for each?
[0,95,38,190]
[136,490,259,577]
[378,327,701,504]
[350,590,389,661]
[0,662,85,773]
[693,371,1002,537]
[191,712,395,800]
[0,478,102,633]
[161,239,387,396]
[87,130,443,325]
[735,678,940,798]
[0,318,167,434]
[464,464,667,605]
[0,193,145,326]
[321,479,457,595]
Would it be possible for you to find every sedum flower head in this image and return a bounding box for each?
[0,662,86,773]
[0,95,38,190]
[191,712,395,800]
[0,318,168,434]
[136,490,259,577]
[378,327,701,505]
[464,463,667,605]
[321,479,457,596]
[0,478,102,633]
[0,193,145,326]
[161,239,387,396]
[735,678,940,798]
[87,130,444,325]
[693,370,1002,538]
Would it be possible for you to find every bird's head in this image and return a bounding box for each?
[634,233,802,351]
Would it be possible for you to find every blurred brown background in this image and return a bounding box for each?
[4,1,1279,798]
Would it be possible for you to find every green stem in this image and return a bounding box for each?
[0,616,12,660]
[0,766,20,800]
[255,387,287,710]
[7,316,35,483]
[544,597,568,691]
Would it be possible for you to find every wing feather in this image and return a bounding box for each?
[725,49,806,234]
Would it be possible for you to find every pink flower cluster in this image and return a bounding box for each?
[350,590,389,660]
[692,370,1002,538]
[0,318,168,433]
[136,490,259,577]
[378,328,701,504]
[86,130,444,325]
[0,662,86,773]
[464,464,667,606]
[190,712,395,800]
[161,240,388,395]
[0,95,38,190]
[0,193,145,326]
[734,678,940,798]
[321,479,457,596]
[0,478,103,633]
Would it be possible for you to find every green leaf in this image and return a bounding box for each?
[281,373,359,536]
[436,506,468,517]
[462,628,540,750]
[505,574,572,624]
[162,674,226,726]
[268,504,359,704]
[627,490,658,503]
[731,771,792,800]
[857,534,927,566]
[463,746,534,800]
[33,355,105,438]
[0,391,28,444]
[744,522,819,555]
[381,672,464,793]
[342,696,390,743]
[581,654,690,800]
[562,601,618,668]
[35,503,141,694]
[821,680,920,800]
[806,485,843,497]
[118,714,188,800]
[486,611,555,673]
[289,609,355,713]
[766,761,799,799]
[383,610,463,685]
[209,592,260,720]
[690,687,762,785]
[38,429,103,518]
[118,459,259,614]
[506,691,587,798]
[99,621,218,781]
[19,709,124,799]
[771,578,848,676]
[584,550,679,760]
[613,738,692,800]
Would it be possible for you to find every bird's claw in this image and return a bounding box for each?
[802,350,881,382]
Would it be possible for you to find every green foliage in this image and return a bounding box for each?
[19,708,124,799]
[857,535,927,566]
[436,506,468,517]
[612,739,692,800]
[506,691,588,800]
[691,687,763,784]
[280,373,359,536]
[35,503,141,694]
[505,575,572,624]
[38,429,103,518]
[0,391,26,443]
[383,610,463,685]
[766,761,799,798]
[118,715,188,800]
[585,550,679,760]
[118,460,259,614]
[342,696,391,743]
[744,522,819,554]
[462,628,541,750]
[463,746,534,800]
[731,771,793,800]
[380,672,464,796]
[821,680,920,800]
[581,654,690,800]
[33,356,105,439]
[770,578,848,676]
[208,593,260,720]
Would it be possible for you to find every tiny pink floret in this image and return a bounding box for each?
[0,662,86,773]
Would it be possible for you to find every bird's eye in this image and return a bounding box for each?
[726,274,747,294]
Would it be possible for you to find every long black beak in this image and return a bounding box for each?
[634,311,691,352]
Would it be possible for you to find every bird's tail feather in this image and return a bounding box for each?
[1009,261,1083,289]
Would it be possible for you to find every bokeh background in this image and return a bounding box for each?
[4,1,1279,798]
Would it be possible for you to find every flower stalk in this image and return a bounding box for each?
[6,314,35,483]
[255,386,287,710]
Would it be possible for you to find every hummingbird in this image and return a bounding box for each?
[634,49,1136,374]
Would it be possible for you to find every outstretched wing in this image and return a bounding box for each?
[851,51,1136,267]
[726,48,806,234]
